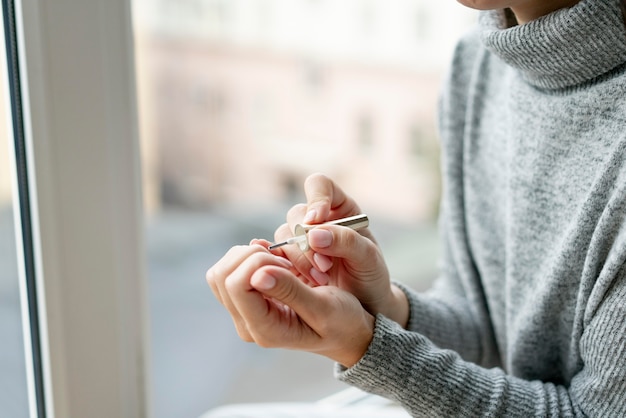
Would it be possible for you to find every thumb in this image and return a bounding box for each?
[308,226,381,270]
[303,173,361,223]
[250,266,323,321]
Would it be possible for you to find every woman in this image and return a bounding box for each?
[206,0,626,415]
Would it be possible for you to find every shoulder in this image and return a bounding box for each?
[438,25,509,107]
[438,27,493,137]
[448,27,484,78]
[441,28,482,98]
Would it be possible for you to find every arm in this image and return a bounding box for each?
[273,173,488,363]
[336,272,626,417]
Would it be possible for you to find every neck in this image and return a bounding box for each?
[479,0,626,89]
[511,0,582,24]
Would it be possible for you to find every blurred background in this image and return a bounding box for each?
[0,58,29,417]
[0,1,476,417]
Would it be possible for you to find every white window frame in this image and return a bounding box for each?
[13,0,150,416]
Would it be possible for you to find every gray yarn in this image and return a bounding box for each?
[336,0,626,416]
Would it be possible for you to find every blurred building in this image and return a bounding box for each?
[133,0,476,221]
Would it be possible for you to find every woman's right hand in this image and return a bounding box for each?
[271,173,409,328]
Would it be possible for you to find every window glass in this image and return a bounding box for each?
[132,1,475,416]
[0,37,29,418]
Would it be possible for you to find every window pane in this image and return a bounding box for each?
[0,44,29,418]
[132,1,475,416]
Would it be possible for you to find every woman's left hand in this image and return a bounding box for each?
[206,239,375,367]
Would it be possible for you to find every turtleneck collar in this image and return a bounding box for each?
[479,0,626,90]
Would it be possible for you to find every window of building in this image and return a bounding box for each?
[357,113,375,154]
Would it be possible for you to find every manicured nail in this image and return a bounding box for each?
[303,209,317,224]
[310,268,330,286]
[308,229,332,248]
[313,252,333,273]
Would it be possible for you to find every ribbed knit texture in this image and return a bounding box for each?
[480,1,626,89]
[336,0,626,416]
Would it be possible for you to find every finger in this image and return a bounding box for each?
[254,236,311,285]
[228,251,293,342]
[284,205,319,273]
[235,265,327,348]
[308,226,385,280]
[285,203,307,227]
[250,238,272,247]
[240,265,375,366]
[281,200,335,283]
[206,245,256,306]
[272,220,323,285]
[251,266,320,315]
[245,266,370,354]
[208,246,292,339]
[303,173,361,224]
[206,245,260,340]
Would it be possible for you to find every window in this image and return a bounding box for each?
[9,0,148,416]
[1,0,475,416]
[133,1,474,416]
[0,18,29,416]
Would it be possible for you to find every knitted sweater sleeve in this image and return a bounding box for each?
[335,26,626,416]
[335,272,626,416]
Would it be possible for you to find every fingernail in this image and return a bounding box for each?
[308,229,332,248]
[313,252,333,272]
[253,273,276,290]
[303,209,317,224]
[310,268,329,286]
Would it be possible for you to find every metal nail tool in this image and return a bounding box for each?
[268,214,369,252]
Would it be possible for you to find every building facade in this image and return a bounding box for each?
[133,0,476,221]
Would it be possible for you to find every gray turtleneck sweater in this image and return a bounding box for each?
[336,1,626,416]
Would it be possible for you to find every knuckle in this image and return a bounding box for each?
[205,264,226,287]
[341,228,360,248]
[250,330,276,348]
[362,239,379,259]
[205,268,214,284]
[254,336,273,348]
[234,321,252,342]
[205,245,252,285]
[240,331,254,343]
[223,274,239,293]
[239,331,254,344]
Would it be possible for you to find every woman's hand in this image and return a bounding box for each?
[206,239,375,368]
[273,173,409,328]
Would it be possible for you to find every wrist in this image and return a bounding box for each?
[382,284,410,329]
[332,311,375,368]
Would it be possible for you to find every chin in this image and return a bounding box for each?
[456,0,510,10]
